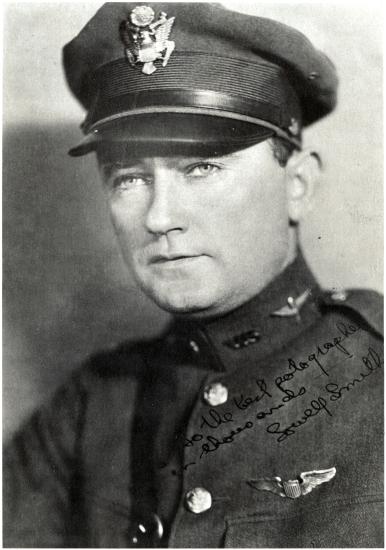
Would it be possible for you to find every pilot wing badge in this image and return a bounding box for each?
[271,288,311,321]
[120,6,175,75]
[248,467,336,499]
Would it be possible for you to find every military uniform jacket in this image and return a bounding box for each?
[3,255,384,547]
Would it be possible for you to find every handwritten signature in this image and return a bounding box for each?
[325,346,382,401]
[267,345,382,443]
[266,396,332,442]
[180,323,381,470]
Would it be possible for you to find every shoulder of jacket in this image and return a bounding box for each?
[78,336,165,383]
[319,288,383,338]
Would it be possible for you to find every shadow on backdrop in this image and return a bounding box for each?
[3,123,169,439]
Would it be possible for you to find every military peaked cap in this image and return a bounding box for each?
[63,2,338,156]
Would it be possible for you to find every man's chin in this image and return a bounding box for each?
[145,287,218,316]
[153,295,213,315]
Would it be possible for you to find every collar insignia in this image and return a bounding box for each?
[120,6,175,75]
[271,288,311,321]
[248,467,336,499]
[223,329,260,350]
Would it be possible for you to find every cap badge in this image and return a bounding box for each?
[120,6,175,75]
[248,467,336,499]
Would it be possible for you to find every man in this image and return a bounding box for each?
[4,2,383,548]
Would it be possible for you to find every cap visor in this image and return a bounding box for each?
[68,113,274,157]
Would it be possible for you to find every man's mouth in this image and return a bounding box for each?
[150,254,203,265]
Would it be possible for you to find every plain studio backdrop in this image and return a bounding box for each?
[3,2,383,438]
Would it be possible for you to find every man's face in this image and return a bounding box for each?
[99,140,291,317]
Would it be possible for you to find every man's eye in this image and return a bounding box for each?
[110,174,151,190]
[186,163,220,178]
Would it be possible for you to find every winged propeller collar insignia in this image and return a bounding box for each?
[120,6,176,75]
[248,467,336,499]
[271,288,311,321]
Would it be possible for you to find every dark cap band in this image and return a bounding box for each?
[85,53,301,131]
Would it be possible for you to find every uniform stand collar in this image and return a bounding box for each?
[169,251,322,372]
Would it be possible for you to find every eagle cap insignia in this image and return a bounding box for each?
[120,6,175,75]
[248,467,337,499]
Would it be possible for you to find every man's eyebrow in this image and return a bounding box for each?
[180,151,243,162]
[101,158,142,166]
[214,151,243,161]
[99,150,244,174]
[99,159,143,174]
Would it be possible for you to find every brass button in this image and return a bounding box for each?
[203,382,228,406]
[189,339,200,353]
[185,487,212,514]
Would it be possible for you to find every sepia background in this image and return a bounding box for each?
[3,1,383,438]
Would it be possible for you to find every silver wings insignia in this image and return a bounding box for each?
[248,467,336,499]
[120,7,175,75]
[299,468,337,495]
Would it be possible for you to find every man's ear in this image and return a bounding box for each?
[285,149,321,223]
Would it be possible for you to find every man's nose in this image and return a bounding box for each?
[144,171,187,236]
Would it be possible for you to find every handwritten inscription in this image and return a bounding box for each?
[277,321,360,382]
[325,346,382,401]
[266,396,332,443]
[233,379,272,410]
[181,323,382,470]
[200,421,254,457]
